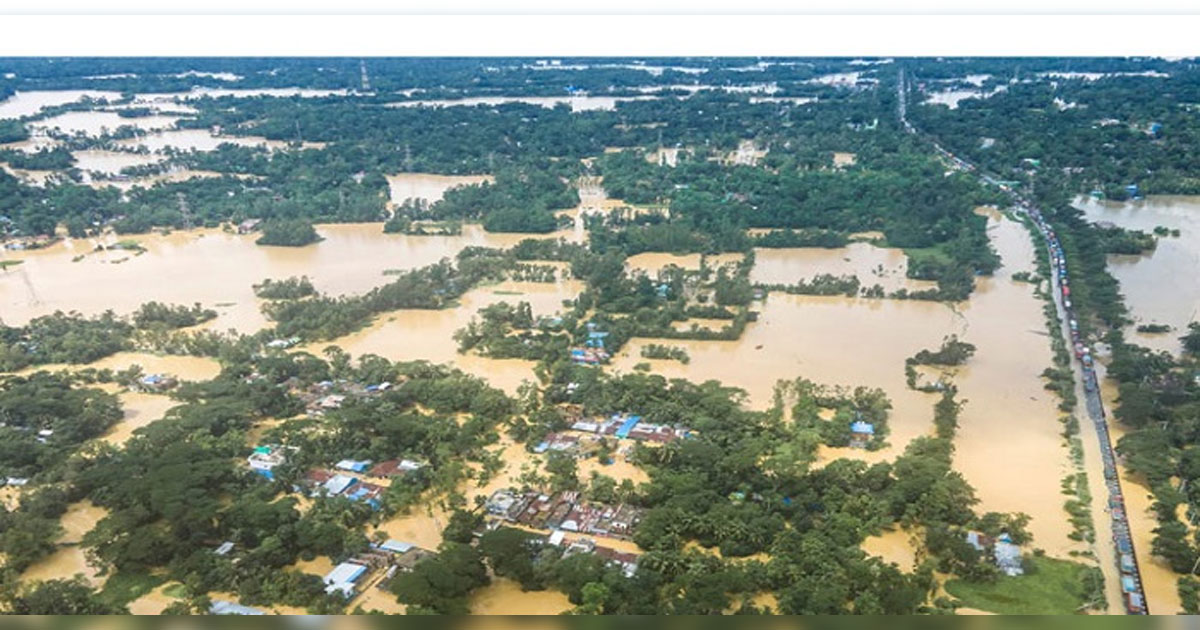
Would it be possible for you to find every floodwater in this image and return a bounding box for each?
[20,500,110,587]
[469,578,572,615]
[72,149,164,176]
[0,135,62,154]
[89,169,237,191]
[32,111,179,136]
[611,211,1085,562]
[578,453,650,486]
[371,504,448,552]
[313,276,584,394]
[1096,364,1183,614]
[113,129,290,153]
[57,500,108,545]
[1075,195,1200,355]
[0,163,57,186]
[861,527,919,571]
[127,583,181,615]
[625,252,744,276]
[385,173,492,205]
[750,243,936,293]
[949,210,1081,558]
[610,293,961,427]
[0,224,571,333]
[0,90,122,119]
[103,392,183,446]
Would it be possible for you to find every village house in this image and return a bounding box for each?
[136,373,178,393]
[569,413,690,444]
[367,458,425,479]
[849,420,876,449]
[247,444,292,480]
[486,489,644,541]
[557,536,640,578]
[323,562,369,597]
[532,432,584,455]
[965,530,1025,577]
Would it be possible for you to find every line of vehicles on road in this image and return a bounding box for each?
[903,79,1148,613]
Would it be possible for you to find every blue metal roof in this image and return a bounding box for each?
[850,421,875,435]
[615,415,641,439]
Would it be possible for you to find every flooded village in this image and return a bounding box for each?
[0,57,1197,616]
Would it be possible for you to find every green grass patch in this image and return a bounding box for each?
[945,556,1102,614]
[902,245,953,267]
[97,570,165,607]
[0,259,23,270]
[161,582,189,598]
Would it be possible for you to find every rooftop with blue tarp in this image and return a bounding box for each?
[615,415,641,438]
[850,421,875,435]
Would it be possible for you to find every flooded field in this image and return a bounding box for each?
[33,110,179,136]
[615,211,1083,559]
[612,294,960,429]
[72,149,164,176]
[1076,195,1200,355]
[625,252,743,275]
[0,90,122,119]
[113,128,290,153]
[750,242,935,293]
[315,276,583,394]
[0,223,570,333]
[469,578,572,615]
[385,173,492,205]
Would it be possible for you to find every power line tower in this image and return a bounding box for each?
[404,143,413,172]
[360,60,371,93]
[176,191,192,229]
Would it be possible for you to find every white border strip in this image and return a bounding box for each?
[0,15,1198,56]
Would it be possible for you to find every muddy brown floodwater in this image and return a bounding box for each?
[20,500,110,588]
[861,527,920,571]
[1076,195,1200,355]
[751,242,936,293]
[0,91,123,119]
[949,209,1081,559]
[1095,362,1184,614]
[613,210,1084,565]
[32,111,180,136]
[0,224,572,334]
[385,173,493,205]
[469,578,572,614]
[313,276,583,395]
